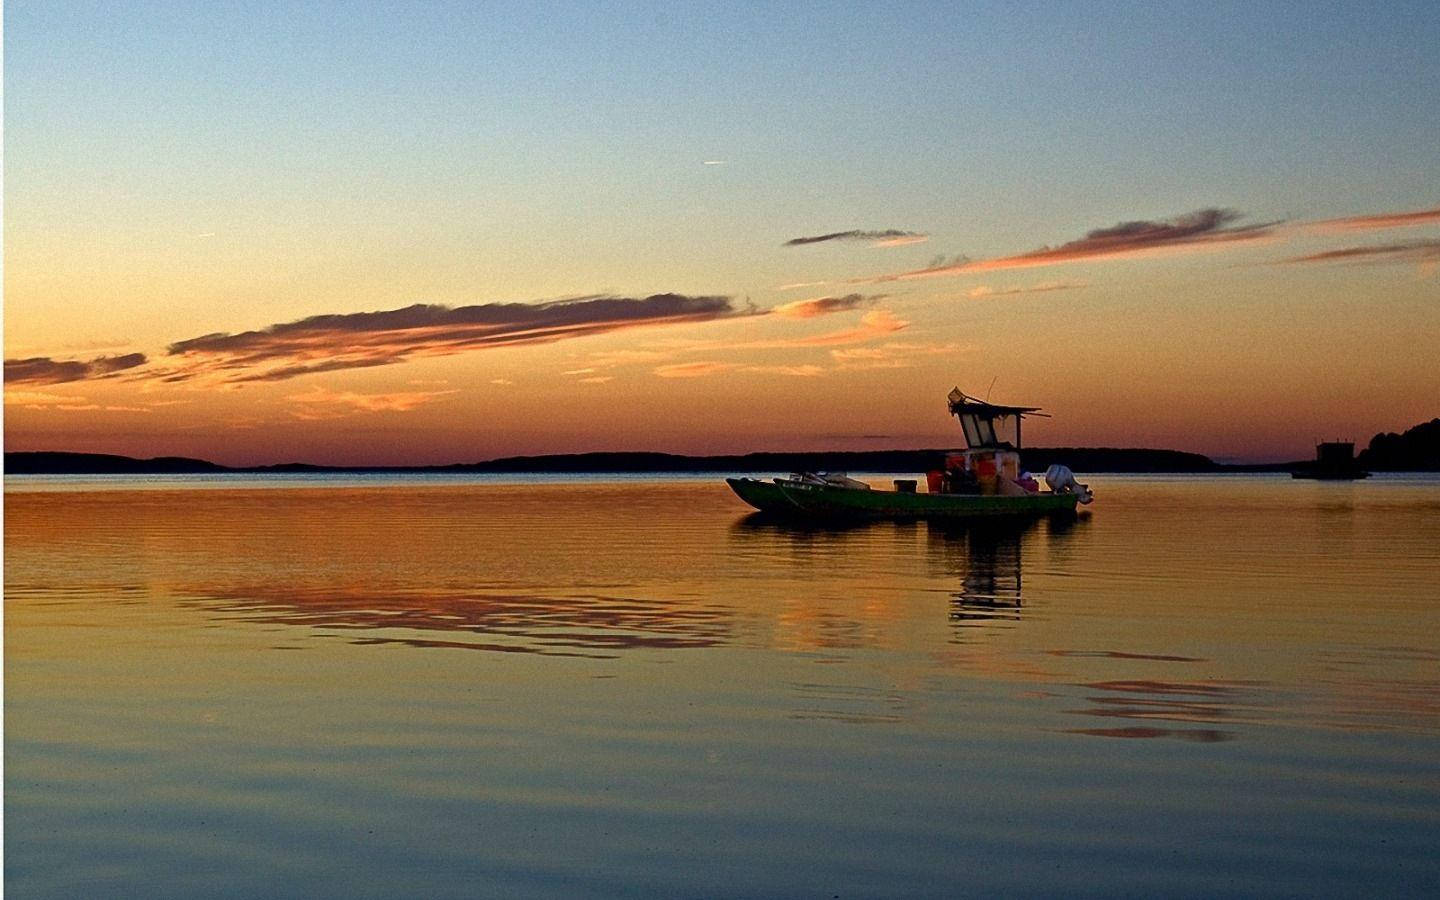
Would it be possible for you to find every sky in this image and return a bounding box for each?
[5,1,1439,465]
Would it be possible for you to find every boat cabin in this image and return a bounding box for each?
[935,388,1048,494]
[946,387,1041,451]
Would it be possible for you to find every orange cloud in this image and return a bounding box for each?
[743,364,825,377]
[646,308,909,358]
[284,386,458,414]
[652,361,829,380]
[587,348,674,367]
[771,293,876,318]
[1309,205,1440,233]
[5,389,81,407]
[653,361,738,378]
[859,208,1277,283]
[623,309,917,378]
[783,309,908,346]
[830,340,969,369]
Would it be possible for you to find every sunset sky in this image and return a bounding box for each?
[6,2,1439,465]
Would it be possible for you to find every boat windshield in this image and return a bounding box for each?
[957,412,1019,449]
[959,414,992,448]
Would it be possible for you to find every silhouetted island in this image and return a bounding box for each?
[7,447,1220,475]
[7,419,1436,475]
[5,452,230,474]
[1358,418,1440,471]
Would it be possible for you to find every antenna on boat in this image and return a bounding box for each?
[985,376,998,401]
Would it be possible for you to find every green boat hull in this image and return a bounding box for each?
[726,477,1079,520]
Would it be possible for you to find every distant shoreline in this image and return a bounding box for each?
[5,448,1312,476]
[9,417,1435,476]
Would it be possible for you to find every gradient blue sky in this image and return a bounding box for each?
[6,2,1439,463]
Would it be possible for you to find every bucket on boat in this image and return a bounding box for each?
[971,457,995,494]
[999,452,1019,481]
[894,479,917,493]
[926,470,944,493]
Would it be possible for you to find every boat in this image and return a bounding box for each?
[726,388,1093,520]
[1291,441,1370,480]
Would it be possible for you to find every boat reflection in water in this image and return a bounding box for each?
[732,510,1085,637]
[938,523,1028,627]
[927,515,1081,631]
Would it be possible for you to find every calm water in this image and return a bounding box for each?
[6,474,1440,897]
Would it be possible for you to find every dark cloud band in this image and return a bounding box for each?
[863,208,1277,282]
[1310,206,1440,232]
[1277,239,1440,265]
[784,230,926,246]
[163,294,741,383]
[4,353,147,386]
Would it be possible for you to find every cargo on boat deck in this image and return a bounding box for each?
[725,387,1093,520]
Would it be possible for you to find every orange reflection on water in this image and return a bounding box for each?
[8,475,1440,743]
[199,586,732,657]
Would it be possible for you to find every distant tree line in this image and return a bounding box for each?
[5,419,1437,474]
[1,447,1222,474]
[1358,418,1440,471]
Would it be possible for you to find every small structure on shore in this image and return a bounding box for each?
[1292,441,1370,480]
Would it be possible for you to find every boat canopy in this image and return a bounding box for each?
[946,387,1048,450]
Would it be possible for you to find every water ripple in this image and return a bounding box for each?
[192,587,733,657]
